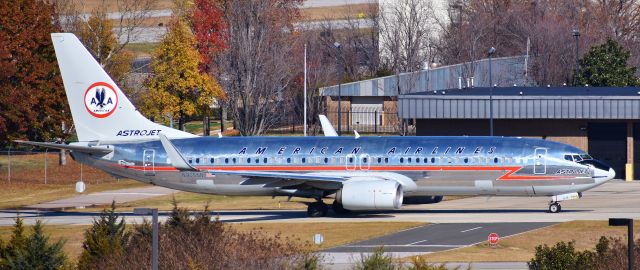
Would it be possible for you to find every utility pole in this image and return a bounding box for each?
[572,29,581,85]
[303,44,307,136]
[134,208,159,270]
[488,47,496,136]
[334,42,342,136]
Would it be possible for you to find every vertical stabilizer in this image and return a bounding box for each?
[51,33,196,142]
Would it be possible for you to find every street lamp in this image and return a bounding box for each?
[610,218,634,270]
[134,208,159,270]
[572,29,580,85]
[488,47,496,136]
[334,41,342,136]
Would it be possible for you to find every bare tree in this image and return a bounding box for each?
[54,0,159,68]
[379,0,435,73]
[216,0,302,136]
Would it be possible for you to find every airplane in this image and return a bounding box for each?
[17,33,615,217]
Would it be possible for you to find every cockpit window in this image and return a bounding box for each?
[580,154,593,160]
[572,155,583,162]
[564,155,573,161]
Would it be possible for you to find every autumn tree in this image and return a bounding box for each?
[575,38,639,87]
[0,0,70,145]
[145,18,224,130]
[216,0,302,135]
[192,0,227,73]
[76,11,134,88]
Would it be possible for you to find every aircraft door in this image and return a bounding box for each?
[534,148,547,174]
[143,149,155,176]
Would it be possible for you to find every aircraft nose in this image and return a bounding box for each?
[594,167,615,183]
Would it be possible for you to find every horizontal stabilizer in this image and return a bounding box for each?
[14,140,113,154]
[158,134,198,171]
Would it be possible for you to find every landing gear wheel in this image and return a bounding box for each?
[548,203,561,213]
[307,201,329,217]
[332,200,351,214]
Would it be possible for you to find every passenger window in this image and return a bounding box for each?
[324,157,329,163]
[424,158,428,163]
[464,157,469,164]
[349,157,354,163]
[247,158,251,163]
[188,158,193,164]
[263,158,267,163]
[232,158,237,164]
[195,158,200,164]
[302,157,306,163]
[494,157,499,163]
[385,157,389,163]
[408,157,412,163]
[377,157,382,163]
[416,158,420,163]
[431,157,435,163]
[210,158,215,164]
[225,158,229,164]
[287,157,291,163]
[400,157,404,163]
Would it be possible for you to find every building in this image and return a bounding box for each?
[319,55,532,133]
[398,86,640,180]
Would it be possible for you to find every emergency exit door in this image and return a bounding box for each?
[534,148,547,174]
[143,149,155,176]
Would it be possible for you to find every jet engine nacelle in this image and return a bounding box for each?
[337,180,403,210]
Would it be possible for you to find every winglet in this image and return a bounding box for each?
[354,130,360,139]
[318,115,338,136]
[158,134,198,171]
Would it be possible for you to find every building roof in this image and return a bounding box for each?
[320,55,532,97]
[399,86,640,120]
[405,86,640,97]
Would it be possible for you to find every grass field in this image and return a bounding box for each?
[420,220,640,262]
[0,152,146,209]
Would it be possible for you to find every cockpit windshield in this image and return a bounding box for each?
[564,154,593,162]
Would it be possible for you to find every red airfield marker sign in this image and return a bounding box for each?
[488,233,499,245]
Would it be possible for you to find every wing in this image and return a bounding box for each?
[158,134,344,189]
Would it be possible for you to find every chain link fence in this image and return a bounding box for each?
[0,149,116,185]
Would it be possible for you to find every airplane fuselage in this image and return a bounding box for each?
[74,136,613,200]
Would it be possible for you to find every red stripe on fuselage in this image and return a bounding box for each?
[114,164,567,181]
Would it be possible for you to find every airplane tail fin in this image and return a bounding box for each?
[51,33,196,142]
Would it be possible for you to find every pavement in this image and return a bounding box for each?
[25,186,177,210]
[4,180,640,226]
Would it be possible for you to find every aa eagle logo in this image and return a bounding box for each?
[84,82,118,118]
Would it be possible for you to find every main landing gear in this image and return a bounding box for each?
[548,202,562,213]
[307,200,352,217]
[307,200,329,217]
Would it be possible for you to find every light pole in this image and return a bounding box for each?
[610,218,634,270]
[572,29,580,85]
[334,41,342,136]
[488,47,496,136]
[134,208,159,270]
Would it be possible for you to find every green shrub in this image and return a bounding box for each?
[352,247,400,270]
[1,218,66,270]
[77,201,128,270]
